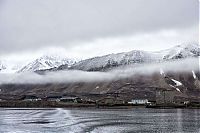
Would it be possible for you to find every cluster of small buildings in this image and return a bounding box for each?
[111,88,200,107]
[0,86,199,108]
[6,89,181,106]
[25,95,83,103]
[128,99,149,105]
[16,94,151,106]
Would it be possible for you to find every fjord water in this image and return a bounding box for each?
[0,108,199,133]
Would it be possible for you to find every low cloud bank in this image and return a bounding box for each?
[0,57,199,84]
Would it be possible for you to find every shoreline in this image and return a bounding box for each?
[0,101,199,109]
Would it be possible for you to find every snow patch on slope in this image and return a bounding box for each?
[171,79,182,86]
[169,84,181,92]
[192,70,197,79]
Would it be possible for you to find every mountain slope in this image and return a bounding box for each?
[0,70,199,101]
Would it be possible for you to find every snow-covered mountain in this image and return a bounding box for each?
[0,60,23,73]
[162,43,200,60]
[0,60,28,73]
[0,61,6,71]
[18,55,77,73]
[65,43,199,71]
[67,50,161,71]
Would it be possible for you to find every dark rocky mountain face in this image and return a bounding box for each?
[0,70,199,101]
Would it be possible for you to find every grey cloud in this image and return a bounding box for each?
[0,0,198,54]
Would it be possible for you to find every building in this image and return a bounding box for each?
[128,99,148,105]
[60,97,82,103]
[45,96,62,102]
[22,95,41,101]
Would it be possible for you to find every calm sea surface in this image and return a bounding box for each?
[0,108,199,133]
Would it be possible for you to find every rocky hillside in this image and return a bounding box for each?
[0,70,199,101]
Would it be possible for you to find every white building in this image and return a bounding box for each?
[128,99,148,105]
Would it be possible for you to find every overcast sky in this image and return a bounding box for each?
[0,0,199,62]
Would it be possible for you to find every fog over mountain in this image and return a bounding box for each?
[0,57,199,84]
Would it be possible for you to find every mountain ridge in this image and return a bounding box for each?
[0,43,199,73]
[57,43,200,72]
